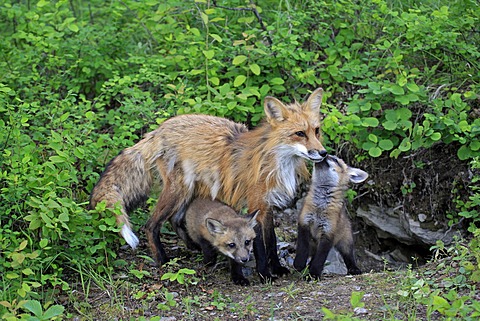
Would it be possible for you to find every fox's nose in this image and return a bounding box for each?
[241,257,249,263]
[319,150,327,158]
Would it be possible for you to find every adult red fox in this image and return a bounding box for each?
[175,198,258,285]
[293,155,368,279]
[89,87,327,281]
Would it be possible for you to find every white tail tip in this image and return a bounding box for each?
[121,225,139,249]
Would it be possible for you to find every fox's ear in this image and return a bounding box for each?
[305,87,323,114]
[264,96,288,123]
[348,167,368,184]
[247,210,260,229]
[206,218,227,235]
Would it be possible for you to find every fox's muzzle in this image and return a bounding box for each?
[308,149,328,162]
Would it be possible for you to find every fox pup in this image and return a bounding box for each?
[89,88,327,282]
[175,198,258,285]
[293,155,368,279]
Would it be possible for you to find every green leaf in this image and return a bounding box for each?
[379,139,394,150]
[39,239,48,248]
[232,55,247,65]
[388,84,405,95]
[37,0,49,7]
[387,120,403,133]
[470,140,480,151]
[249,63,261,75]
[202,50,214,59]
[397,108,412,120]
[350,291,365,308]
[362,141,376,151]
[368,134,378,143]
[68,23,79,33]
[429,132,442,141]
[385,109,398,122]
[432,296,450,312]
[361,117,379,127]
[406,82,420,92]
[369,146,382,157]
[269,78,284,85]
[200,12,208,25]
[234,75,246,87]
[210,33,222,43]
[398,138,411,152]
[395,95,411,105]
[6,273,19,279]
[457,145,471,160]
[22,300,43,317]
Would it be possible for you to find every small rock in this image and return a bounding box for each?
[354,307,368,315]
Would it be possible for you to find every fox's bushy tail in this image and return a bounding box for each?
[89,146,153,249]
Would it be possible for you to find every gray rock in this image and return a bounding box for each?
[357,204,457,246]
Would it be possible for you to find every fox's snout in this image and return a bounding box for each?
[308,149,328,162]
[234,251,253,264]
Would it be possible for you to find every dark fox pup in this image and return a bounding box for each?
[176,198,259,286]
[293,155,368,279]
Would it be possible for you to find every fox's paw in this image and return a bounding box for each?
[232,276,250,286]
[272,265,290,277]
[305,273,322,281]
[348,267,362,275]
[258,272,278,284]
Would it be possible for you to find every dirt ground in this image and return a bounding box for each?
[64,228,439,321]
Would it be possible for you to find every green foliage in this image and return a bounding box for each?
[456,158,480,231]
[322,291,365,320]
[160,263,197,286]
[0,0,478,318]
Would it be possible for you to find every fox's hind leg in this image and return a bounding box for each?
[335,232,362,275]
[146,185,182,265]
[146,161,190,265]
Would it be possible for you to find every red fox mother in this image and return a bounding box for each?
[90,87,327,282]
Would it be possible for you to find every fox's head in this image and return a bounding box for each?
[303,155,368,231]
[205,210,259,264]
[264,87,327,163]
[313,155,368,191]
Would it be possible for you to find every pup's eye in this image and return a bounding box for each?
[315,127,320,135]
[228,243,236,248]
[295,131,306,137]
[245,240,251,246]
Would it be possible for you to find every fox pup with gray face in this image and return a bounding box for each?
[176,198,258,285]
[294,155,368,279]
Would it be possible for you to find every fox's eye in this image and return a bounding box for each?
[295,131,306,137]
[245,240,250,246]
[315,127,320,135]
[228,243,236,248]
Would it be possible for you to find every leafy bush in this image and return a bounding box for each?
[0,0,478,318]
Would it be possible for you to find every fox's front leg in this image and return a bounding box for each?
[293,223,311,273]
[199,239,218,266]
[230,259,249,286]
[308,236,333,279]
[266,219,290,277]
